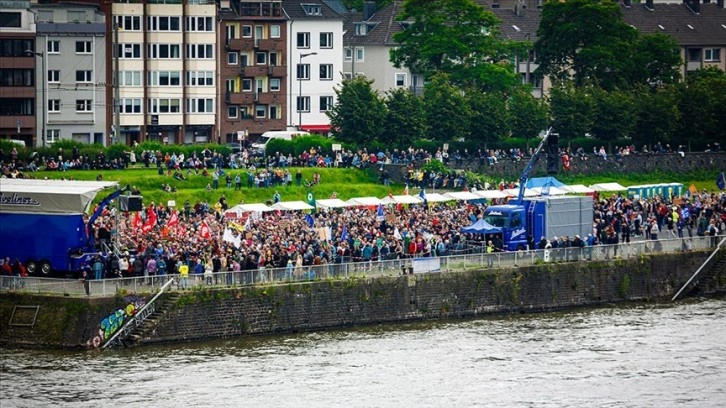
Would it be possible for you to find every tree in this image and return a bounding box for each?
[382,88,427,148]
[422,74,471,142]
[535,0,638,90]
[632,85,680,150]
[549,85,594,147]
[327,76,386,145]
[508,89,549,147]
[629,33,682,89]
[390,0,517,91]
[589,87,637,152]
[467,90,509,150]
[677,67,726,150]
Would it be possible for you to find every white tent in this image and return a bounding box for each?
[271,201,315,211]
[562,184,595,194]
[421,193,452,203]
[589,182,627,192]
[316,198,353,209]
[236,203,274,212]
[529,186,568,196]
[474,190,508,199]
[347,196,382,206]
[381,195,423,205]
[443,191,483,201]
[503,188,537,197]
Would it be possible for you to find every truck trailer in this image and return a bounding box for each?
[0,179,120,276]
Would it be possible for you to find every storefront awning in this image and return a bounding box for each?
[300,124,331,132]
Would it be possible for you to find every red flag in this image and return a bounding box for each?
[199,220,211,239]
[133,211,143,231]
[168,210,179,227]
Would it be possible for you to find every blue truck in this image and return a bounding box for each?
[479,128,593,251]
[0,179,122,277]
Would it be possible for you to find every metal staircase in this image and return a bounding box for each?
[672,237,726,301]
[102,278,176,348]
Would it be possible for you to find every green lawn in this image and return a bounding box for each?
[31,166,720,207]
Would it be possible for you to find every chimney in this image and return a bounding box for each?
[646,0,654,9]
[363,1,376,21]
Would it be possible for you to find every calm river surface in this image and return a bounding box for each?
[1,298,725,407]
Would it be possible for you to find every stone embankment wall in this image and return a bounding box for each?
[382,152,726,181]
[1,251,722,349]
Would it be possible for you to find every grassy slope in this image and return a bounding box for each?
[31,166,719,206]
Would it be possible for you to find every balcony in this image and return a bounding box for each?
[242,65,273,77]
[686,61,702,71]
[267,65,286,77]
[226,37,255,51]
[257,38,283,52]
[225,90,281,105]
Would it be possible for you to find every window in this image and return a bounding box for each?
[255,105,266,118]
[242,78,252,91]
[226,78,236,92]
[0,69,33,86]
[255,52,267,65]
[297,64,310,80]
[48,99,60,113]
[228,52,238,65]
[269,52,279,66]
[147,44,180,59]
[354,23,367,36]
[115,15,141,31]
[148,71,181,86]
[187,98,214,113]
[0,98,34,115]
[185,16,214,32]
[47,41,60,54]
[227,106,238,118]
[270,105,280,119]
[296,96,310,113]
[186,71,214,86]
[302,4,321,15]
[297,32,310,49]
[46,129,60,144]
[242,25,252,37]
[319,64,333,80]
[67,11,86,22]
[148,98,181,113]
[76,70,92,83]
[147,16,181,31]
[270,25,280,38]
[255,26,264,42]
[120,98,141,113]
[0,12,22,27]
[47,70,60,83]
[320,96,333,112]
[76,41,92,54]
[118,43,141,59]
[320,32,333,48]
[395,73,406,87]
[270,78,280,91]
[0,39,34,57]
[355,47,364,62]
[240,53,249,67]
[119,71,141,86]
[345,47,353,61]
[186,44,214,59]
[705,48,721,62]
[76,99,92,112]
[225,24,236,40]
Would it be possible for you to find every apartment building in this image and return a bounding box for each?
[0,1,37,146]
[284,0,344,133]
[32,3,107,146]
[217,0,288,141]
[112,0,217,145]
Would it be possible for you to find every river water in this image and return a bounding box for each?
[1,298,725,407]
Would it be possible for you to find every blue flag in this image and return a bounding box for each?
[419,188,426,200]
[341,225,349,242]
[305,214,314,228]
[717,172,725,190]
[376,203,385,221]
[682,207,691,220]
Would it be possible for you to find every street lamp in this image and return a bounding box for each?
[298,52,317,131]
[26,50,46,148]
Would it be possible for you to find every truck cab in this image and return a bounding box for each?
[483,205,528,251]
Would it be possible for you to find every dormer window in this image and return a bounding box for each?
[355,22,368,35]
[302,4,322,16]
[399,21,412,30]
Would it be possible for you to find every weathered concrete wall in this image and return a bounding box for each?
[382,152,726,181]
[1,251,722,349]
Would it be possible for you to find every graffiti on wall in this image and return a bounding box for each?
[88,296,146,348]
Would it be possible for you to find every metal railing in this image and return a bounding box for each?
[672,237,726,301]
[1,235,722,298]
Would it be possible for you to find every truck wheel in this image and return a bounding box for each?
[516,245,526,251]
[26,260,38,275]
[39,261,52,276]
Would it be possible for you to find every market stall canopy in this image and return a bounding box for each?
[233,203,273,213]
[529,186,568,196]
[271,201,315,211]
[525,176,565,189]
[381,195,423,205]
[0,179,119,214]
[347,196,382,206]
[421,193,451,202]
[503,188,537,197]
[589,182,627,192]
[315,198,353,209]
[473,190,508,199]
[461,219,502,234]
[444,191,482,201]
[562,184,595,194]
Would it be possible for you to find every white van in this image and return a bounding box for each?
[251,130,309,154]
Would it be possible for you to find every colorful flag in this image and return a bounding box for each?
[419,188,426,200]
[305,213,315,228]
[167,210,179,227]
[199,220,211,239]
[717,172,725,190]
[306,190,316,209]
[341,225,349,242]
[376,203,385,222]
[133,211,143,231]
